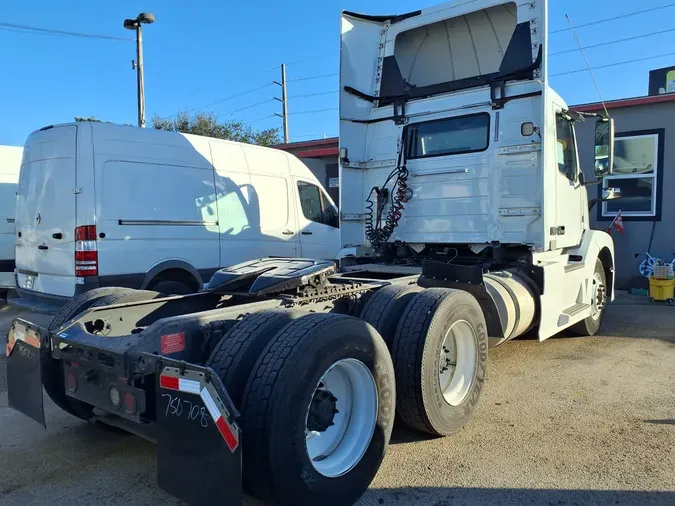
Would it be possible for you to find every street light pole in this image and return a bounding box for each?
[124,13,155,128]
[135,24,146,128]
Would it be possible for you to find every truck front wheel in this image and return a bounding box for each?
[569,259,607,336]
[393,288,488,436]
[240,313,395,506]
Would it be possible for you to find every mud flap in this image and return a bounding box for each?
[6,319,46,428]
[155,358,242,506]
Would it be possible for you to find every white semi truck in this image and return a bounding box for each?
[5,1,620,505]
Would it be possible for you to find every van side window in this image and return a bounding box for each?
[555,114,578,182]
[297,181,339,228]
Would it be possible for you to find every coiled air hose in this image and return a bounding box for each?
[364,143,409,251]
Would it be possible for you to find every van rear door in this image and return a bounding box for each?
[15,125,78,296]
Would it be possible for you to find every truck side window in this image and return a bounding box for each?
[555,114,578,182]
[297,181,339,228]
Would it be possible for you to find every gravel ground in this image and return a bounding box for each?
[0,296,673,506]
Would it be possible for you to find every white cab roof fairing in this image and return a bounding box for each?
[340,0,547,124]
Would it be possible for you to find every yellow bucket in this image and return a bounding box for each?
[649,277,675,302]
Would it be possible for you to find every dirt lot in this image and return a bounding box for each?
[1,295,674,506]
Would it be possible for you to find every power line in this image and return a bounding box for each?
[550,3,675,34]
[0,21,133,41]
[288,90,338,99]
[243,115,276,125]
[287,73,338,83]
[215,99,276,118]
[289,107,338,116]
[551,50,675,77]
[167,83,274,117]
[551,28,675,56]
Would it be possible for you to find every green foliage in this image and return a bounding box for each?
[74,116,103,122]
[152,110,280,147]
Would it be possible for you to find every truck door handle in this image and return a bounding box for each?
[52,233,63,240]
[38,244,48,250]
[282,230,294,235]
[301,231,313,235]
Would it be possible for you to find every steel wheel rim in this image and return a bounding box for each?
[591,271,606,320]
[305,358,378,478]
[438,320,477,406]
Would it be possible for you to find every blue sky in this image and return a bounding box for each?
[1,0,674,146]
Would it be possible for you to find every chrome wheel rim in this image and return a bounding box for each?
[438,320,477,406]
[305,358,378,477]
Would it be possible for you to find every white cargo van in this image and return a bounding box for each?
[10,122,340,313]
[0,145,22,292]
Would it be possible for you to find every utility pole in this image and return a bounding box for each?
[124,13,155,128]
[273,64,289,143]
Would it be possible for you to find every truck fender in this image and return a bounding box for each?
[568,230,615,301]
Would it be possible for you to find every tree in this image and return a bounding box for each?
[152,110,280,146]
[74,116,103,122]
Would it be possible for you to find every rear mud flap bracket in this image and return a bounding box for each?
[6,319,46,428]
[153,356,242,506]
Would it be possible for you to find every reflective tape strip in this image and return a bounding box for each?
[159,375,200,394]
[159,375,179,390]
[201,387,238,452]
[13,328,40,348]
[178,378,201,394]
[200,387,219,420]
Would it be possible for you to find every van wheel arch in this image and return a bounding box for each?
[142,260,203,293]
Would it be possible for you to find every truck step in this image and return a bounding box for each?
[558,303,590,327]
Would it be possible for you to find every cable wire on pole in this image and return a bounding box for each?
[0,21,133,41]
[550,28,675,56]
[551,51,675,77]
[550,3,675,34]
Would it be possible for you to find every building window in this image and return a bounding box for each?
[555,114,578,182]
[602,132,660,218]
[406,113,490,159]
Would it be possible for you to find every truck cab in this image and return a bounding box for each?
[338,0,618,340]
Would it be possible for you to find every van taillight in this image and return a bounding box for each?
[75,225,98,277]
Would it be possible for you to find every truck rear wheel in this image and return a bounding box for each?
[360,283,423,347]
[392,288,488,436]
[45,287,160,421]
[206,309,303,408]
[569,259,607,336]
[240,313,395,506]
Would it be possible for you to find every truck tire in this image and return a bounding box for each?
[359,283,423,347]
[240,313,395,506]
[569,259,607,336]
[45,288,160,421]
[206,309,303,408]
[148,280,193,295]
[392,288,488,436]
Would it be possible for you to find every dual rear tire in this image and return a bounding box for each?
[209,286,487,505]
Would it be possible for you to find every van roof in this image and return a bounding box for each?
[31,122,320,182]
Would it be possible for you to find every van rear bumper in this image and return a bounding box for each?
[8,279,101,314]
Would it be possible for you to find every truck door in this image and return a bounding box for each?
[552,106,584,248]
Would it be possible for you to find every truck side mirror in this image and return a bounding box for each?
[594,117,614,178]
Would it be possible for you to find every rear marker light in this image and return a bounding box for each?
[66,371,78,394]
[75,225,98,277]
[123,391,137,415]
[109,387,121,408]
